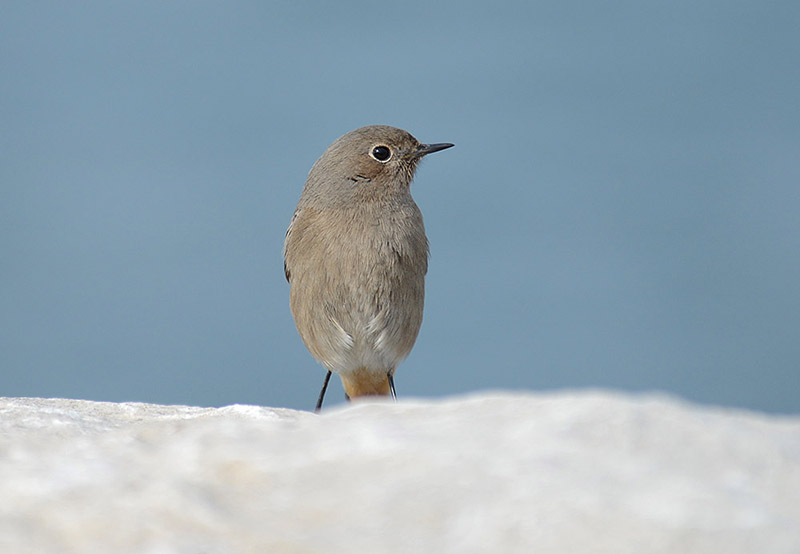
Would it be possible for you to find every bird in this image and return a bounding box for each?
[283,125,453,411]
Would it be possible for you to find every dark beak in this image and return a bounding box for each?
[415,142,454,158]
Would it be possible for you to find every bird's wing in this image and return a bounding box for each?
[283,209,301,283]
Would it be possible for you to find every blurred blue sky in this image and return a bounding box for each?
[2,2,798,413]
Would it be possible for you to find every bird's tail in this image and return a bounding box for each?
[340,367,392,398]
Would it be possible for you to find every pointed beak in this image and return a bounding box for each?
[414,142,454,158]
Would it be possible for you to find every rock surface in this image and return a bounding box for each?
[1,392,799,553]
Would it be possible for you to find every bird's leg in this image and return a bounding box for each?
[388,373,397,402]
[315,370,332,413]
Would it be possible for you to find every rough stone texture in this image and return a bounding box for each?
[1,392,799,553]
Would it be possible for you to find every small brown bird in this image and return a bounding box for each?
[284,125,453,411]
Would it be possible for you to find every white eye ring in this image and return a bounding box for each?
[370,145,392,162]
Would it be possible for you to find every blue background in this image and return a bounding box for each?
[2,2,798,413]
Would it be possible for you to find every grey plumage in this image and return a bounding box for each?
[283,125,453,404]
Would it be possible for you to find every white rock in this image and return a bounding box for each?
[1,392,798,554]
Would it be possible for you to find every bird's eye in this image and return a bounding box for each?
[370,145,392,162]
